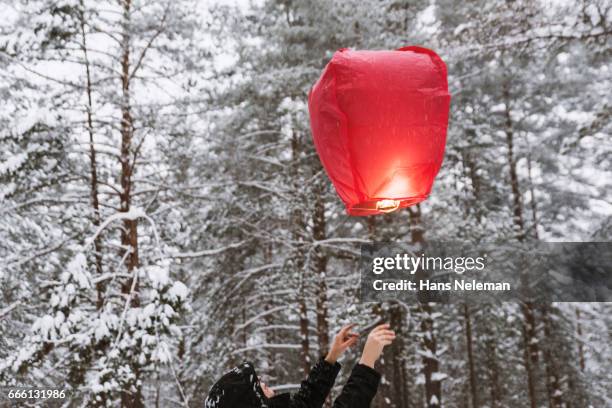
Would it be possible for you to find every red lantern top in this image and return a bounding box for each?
[308,46,451,216]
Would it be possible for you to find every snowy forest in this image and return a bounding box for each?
[0,0,611,407]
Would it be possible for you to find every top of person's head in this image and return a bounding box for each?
[204,362,291,408]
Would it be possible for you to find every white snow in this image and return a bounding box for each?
[152,341,171,363]
[14,110,57,135]
[147,264,170,287]
[168,281,189,301]
[0,152,27,175]
[454,22,473,36]
[86,208,147,247]
[66,253,91,289]
[431,372,448,381]
[490,103,506,113]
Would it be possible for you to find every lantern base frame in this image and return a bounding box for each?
[347,195,429,216]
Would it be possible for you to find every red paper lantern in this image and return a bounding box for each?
[308,46,451,216]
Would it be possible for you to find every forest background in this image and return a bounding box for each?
[0,0,611,407]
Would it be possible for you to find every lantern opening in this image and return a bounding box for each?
[348,195,429,216]
[376,199,400,213]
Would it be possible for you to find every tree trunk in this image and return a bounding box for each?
[78,0,104,310]
[420,303,441,408]
[503,85,525,240]
[526,150,539,240]
[522,303,538,408]
[484,322,501,408]
[463,304,479,408]
[541,306,564,408]
[367,216,377,240]
[312,178,329,357]
[464,129,482,222]
[118,1,142,406]
[575,307,585,372]
[311,180,333,407]
[291,132,310,376]
[409,207,441,408]
[504,81,538,408]
[298,279,310,376]
[390,305,407,408]
[119,0,140,283]
[408,205,424,244]
[371,302,392,408]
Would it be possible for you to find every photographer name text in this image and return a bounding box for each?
[372,279,511,292]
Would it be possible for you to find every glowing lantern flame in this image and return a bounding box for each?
[376,199,400,213]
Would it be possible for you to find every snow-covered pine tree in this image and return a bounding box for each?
[0,0,205,405]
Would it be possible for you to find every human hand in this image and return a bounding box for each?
[359,323,396,369]
[325,323,359,364]
[260,381,275,398]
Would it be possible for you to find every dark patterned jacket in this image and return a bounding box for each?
[204,357,381,408]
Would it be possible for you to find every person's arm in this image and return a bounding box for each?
[289,357,341,408]
[290,325,358,408]
[331,363,381,408]
[332,324,395,408]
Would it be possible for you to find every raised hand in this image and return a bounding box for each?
[358,323,396,368]
[325,323,359,363]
